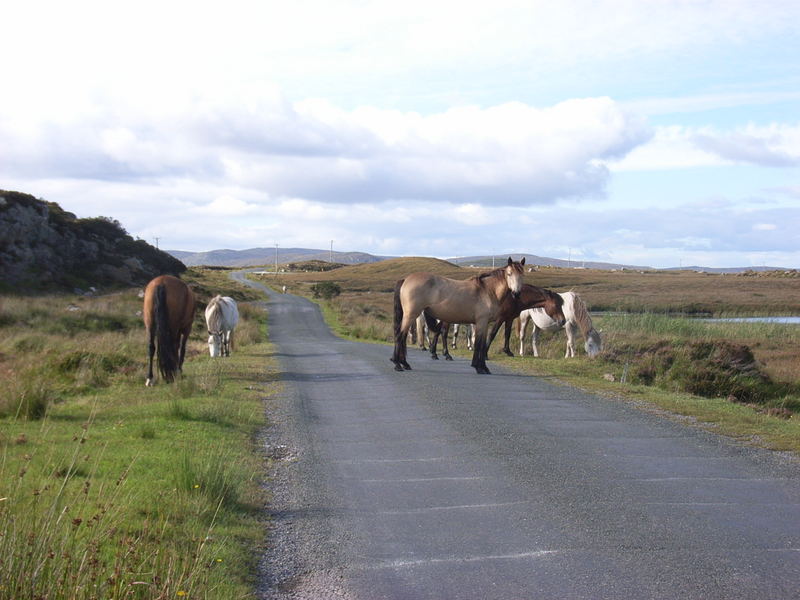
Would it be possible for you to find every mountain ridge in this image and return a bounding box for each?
[166,247,793,274]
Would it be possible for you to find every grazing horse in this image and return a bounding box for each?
[205,295,239,357]
[486,284,567,356]
[391,257,525,374]
[518,291,602,358]
[142,275,195,385]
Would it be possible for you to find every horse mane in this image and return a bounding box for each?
[566,290,594,337]
[206,295,223,333]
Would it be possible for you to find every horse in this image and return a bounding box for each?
[430,283,565,361]
[205,295,239,357]
[485,284,567,356]
[517,291,602,358]
[391,257,525,374]
[142,275,196,386]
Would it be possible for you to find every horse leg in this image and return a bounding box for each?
[565,322,577,358]
[471,321,491,374]
[501,319,514,357]
[393,314,415,371]
[441,324,453,360]
[532,325,541,358]
[518,314,527,356]
[429,325,440,360]
[145,327,156,386]
[486,319,502,356]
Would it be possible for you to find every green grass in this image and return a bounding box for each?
[0,275,276,599]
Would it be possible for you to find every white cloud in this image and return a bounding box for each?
[611,123,800,171]
[0,93,650,206]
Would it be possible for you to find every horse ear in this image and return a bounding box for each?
[507,257,513,266]
[520,257,525,266]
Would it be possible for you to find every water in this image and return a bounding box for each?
[592,312,800,325]
[705,316,800,325]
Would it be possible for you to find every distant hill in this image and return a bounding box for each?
[167,247,390,267]
[447,254,653,271]
[166,246,794,274]
[0,190,185,291]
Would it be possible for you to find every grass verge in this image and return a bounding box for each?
[0,273,276,599]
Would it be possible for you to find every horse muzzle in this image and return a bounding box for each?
[511,290,521,299]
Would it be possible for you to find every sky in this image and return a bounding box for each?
[1,0,799,268]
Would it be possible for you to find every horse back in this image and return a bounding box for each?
[144,275,195,331]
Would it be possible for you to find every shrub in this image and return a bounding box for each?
[310,281,342,300]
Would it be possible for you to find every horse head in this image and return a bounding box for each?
[208,332,222,357]
[585,329,602,357]
[505,257,525,298]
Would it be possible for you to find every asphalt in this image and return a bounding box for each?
[235,272,800,600]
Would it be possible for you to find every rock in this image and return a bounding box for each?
[0,190,186,290]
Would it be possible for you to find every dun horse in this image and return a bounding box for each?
[205,295,239,357]
[391,258,525,374]
[142,275,195,385]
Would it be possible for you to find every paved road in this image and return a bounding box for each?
[236,273,800,600]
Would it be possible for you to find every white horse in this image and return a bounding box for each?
[517,291,601,358]
[205,295,239,357]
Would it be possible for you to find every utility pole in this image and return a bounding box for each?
[274,243,278,273]
[154,237,160,249]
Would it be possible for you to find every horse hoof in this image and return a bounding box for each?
[145,378,154,387]
[394,363,404,372]
[431,354,439,360]
[445,355,453,361]
[403,363,412,370]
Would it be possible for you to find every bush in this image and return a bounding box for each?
[310,281,342,300]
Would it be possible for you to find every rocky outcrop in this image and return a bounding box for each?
[0,190,186,291]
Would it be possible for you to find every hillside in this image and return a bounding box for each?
[168,247,389,267]
[0,190,186,291]
[168,245,793,274]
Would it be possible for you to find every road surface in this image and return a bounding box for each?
[234,273,800,599]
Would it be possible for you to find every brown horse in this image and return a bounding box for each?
[428,284,566,361]
[487,284,566,356]
[142,275,195,385]
[391,257,525,374]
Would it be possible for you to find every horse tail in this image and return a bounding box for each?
[154,283,179,382]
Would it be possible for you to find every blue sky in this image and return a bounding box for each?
[1,0,799,268]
